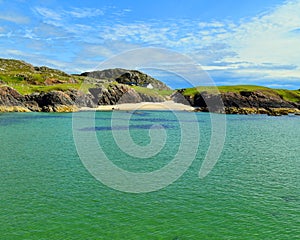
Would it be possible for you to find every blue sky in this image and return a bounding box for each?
[0,0,300,89]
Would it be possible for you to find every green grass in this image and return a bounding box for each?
[0,74,25,84]
[274,89,300,102]
[4,83,84,95]
[132,86,174,97]
[182,85,300,103]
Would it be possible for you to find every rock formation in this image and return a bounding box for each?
[0,84,164,112]
[172,90,300,116]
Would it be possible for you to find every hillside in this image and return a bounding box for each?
[0,58,170,96]
[79,68,170,90]
[181,85,300,103]
[172,85,300,115]
[0,58,172,112]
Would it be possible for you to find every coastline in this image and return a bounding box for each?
[1,101,300,115]
[80,101,195,112]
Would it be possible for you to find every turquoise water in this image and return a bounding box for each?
[0,112,299,239]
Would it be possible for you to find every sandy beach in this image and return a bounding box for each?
[80,101,195,111]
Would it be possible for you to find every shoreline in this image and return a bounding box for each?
[80,101,195,112]
[0,101,299,116]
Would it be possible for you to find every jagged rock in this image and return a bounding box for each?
[0,86,27,108]
[138,93,164,102]
[170,91,191,105]
[89,84,163,105]
[82,68,170,90]
[190,91,225,113]
[175,89,300,115]
[24,91,79,112]
[28,91,74,108]
[23,100,41,112]
[66,89,96,108]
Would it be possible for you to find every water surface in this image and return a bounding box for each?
[0,112,299,239]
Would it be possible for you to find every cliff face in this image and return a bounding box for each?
[0,84,164,112]
[173,90,300,116]
[88,83,164,105]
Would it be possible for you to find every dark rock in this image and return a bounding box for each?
[170,91,191,105]
[82,68,170,90]
[88,84,163,105]
[67,89,96,108]
[174,89,298,115]
[138,93,164,102]
[0,86,26,106]
[190,91,225,113]
[29,91,74,108]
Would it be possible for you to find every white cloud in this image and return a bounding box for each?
[35,7,62,20]
[0,14,29,24]
[198,21,225,28]
[5,49,31,57]
[82,41,141,58]
[35,6,105,21]
[224,0,300,70]
[64,8,104,18]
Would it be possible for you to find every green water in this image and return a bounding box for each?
[0,112,299,239]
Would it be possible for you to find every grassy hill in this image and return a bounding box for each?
[182,85,300,103]
[0,58,86,94]
[0,58,171,97]
[1,58,299,103]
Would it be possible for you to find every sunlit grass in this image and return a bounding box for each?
[132,86,174,97]
[182,85,300,103]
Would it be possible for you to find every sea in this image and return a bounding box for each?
[0,111,299,239]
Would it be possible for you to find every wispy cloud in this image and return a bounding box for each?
[64,8,104,18]
[35,7,62,20]
[35,6,106,20]
[226,2,300,63]
[0,13,29,24]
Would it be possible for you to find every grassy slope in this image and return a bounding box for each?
[182,85,300,103]
[0,58,86,94]
[0,58,173,98]
[132,86,174,98]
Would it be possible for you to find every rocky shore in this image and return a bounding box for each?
[0,84,164,112]
[172,90,300,116]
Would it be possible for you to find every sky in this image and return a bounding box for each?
[0,0,300,89]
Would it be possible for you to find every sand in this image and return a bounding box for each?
[80,101,195,111]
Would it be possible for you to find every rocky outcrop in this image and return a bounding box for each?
[0,86,28,111]
[89,84,164,105]
[0,84,164,112]
[173,90,300,116]
[24,91,79,112]
[81,68,170,90]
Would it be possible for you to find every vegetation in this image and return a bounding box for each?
[132,86,174,98]
[182,85,300,103]
[1,58,299,103]
[0,58,172,96]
